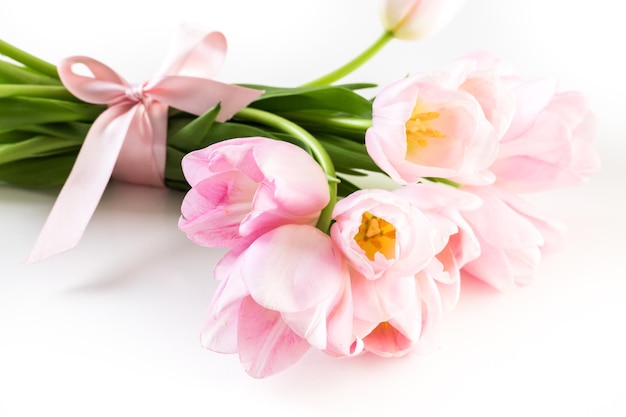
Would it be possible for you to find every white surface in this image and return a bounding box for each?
[1,1,625,416]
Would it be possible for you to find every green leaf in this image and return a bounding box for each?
[0,130,31,144]
[0,136,80,164]
[0,84,77,100]
[243,85,373,119]
[163,147,189,191]
[316,133,381,175]
[19,122,90,142]
[336,175,361,197]
[0,97,103,132]
[0,153,74,187]
[167,119,278,154]
[169,105,220,151]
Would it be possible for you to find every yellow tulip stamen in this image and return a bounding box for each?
[405,106,445,157]
[354,212,397,261]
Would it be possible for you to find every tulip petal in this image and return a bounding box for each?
[325,275,363,357]
[281,304,329,351]
[242,224,346,313]
[237,296,310,378]
[362,321,413,357]
[200,295,242,354]
[252,139,330,216]
[199,255,249,353]
[351,271,416,325]
[413,272,444,352]
[179,171,258,247]
[504,77,558,141]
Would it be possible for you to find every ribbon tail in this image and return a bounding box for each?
[149,77,263,122]
[26,105,137,263]
[112,102,167,187]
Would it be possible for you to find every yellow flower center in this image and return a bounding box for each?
[354,212,396,261]
[405,104,445,159]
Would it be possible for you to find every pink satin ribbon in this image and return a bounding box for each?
[27,24,263,263]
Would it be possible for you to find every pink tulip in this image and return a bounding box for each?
[366,57,514,186]
[349,260,447,357]
[342,183,481,356]
[330,188,446,282]
[464,51,601,192]
[394,181,482,307]
[492,84,601,192]
[328,186,477,356]
[178,137,329,248]
[379,0,467,40]
[200,224,352,378]
[459,185,566,290]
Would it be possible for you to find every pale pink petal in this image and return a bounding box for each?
[434,258,461,309]
[362,322,414,357]
[254,140,330,214]
[497,112,571,159]
[351,271,417,325]
[428,252,460,308]
[460,73,514,137]
[570,112,601,177]
[494,85,600,192]
[492,187,567,253]
[199,267,248,353]
[462,186,544,249]
[242,224,347,313]
[237,297,310,378]
[413,271,444,352]
[325,275,363,357]
[396,181,482,212]
[179,171,257,247]
[200,295,242,354]
[181,138,262,186]
[386,292,422,346]
[365,124,408,184]
[460,186,565,290]
[281,283,348,351]
[503,77,559,141]
[372,75,421,115]
[281,305,329,351]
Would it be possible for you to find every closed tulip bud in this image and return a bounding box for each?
[379,0,466,40]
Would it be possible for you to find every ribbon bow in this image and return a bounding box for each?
[27,25,263,263]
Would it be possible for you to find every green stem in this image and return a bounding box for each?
[0,60,60,85]
[282,113,372,133]
[235,107,338,233]
[0,39,59,79]
[303,31,394,87]
[0,85,76,100]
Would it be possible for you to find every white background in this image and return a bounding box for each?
[1,1,625,416]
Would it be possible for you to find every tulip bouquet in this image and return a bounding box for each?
[0,0,600,377]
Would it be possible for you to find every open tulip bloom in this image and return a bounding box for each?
[0,2,600,377]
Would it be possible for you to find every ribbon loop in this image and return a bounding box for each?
[58,56,129,104]
[27,25,263,263]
